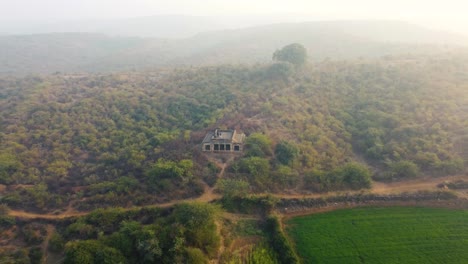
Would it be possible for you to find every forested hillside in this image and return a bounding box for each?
[1,53,466,213]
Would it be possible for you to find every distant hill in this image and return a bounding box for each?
[0,15,230,39]
[1,20,467,74]
[0,33,146,74]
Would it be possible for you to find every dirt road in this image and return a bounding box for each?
[7,174,466,220]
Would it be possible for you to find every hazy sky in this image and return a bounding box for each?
[2,0,468,33]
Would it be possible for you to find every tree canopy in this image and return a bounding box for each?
[272,43,307,66]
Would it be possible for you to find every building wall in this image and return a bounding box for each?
[202,143,242,152]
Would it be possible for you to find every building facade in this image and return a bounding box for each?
[202,129,245,152]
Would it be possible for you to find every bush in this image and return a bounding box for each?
[217,179,250,198]
[273,43,307,66]
[0,215,15,228]
[245,244,279,264]
[375,160,420,181]
[275,141,298,166]
[305,162,371,191]
[271,165,298,188]
[265,216,299,264]
[238,157,270,182]
[0,204,9,215]
[28,247,43,264]
[173,203,221,257]
[340,162,372,189]
[436,158,464,175]
[22,223,46,245]
[222,195,278,215]
[64,240,126,264]
[245,133,272,157]
[65,222,96,239]
[49,233,65,252]
[145,159,193,191]
[185,248,209,264]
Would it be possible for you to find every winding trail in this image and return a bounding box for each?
[7,158,229,220]
[6,173,467,220]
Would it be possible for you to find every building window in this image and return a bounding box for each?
[214,144,219,151]
[205,145,211,151]
[226,144,231,151]
[220,144,225,151]
[234,145,240,151]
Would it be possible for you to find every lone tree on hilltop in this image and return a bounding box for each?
[273,43,307,66]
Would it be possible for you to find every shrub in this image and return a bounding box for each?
[275,141,298,166]
[305,162,371,191]
[245,133,272,157]
[185,248,209,264]
[49,233,65,252]
[389,160,420,178]
[28,247,43,264]
[64,240,126,264]
[265,216,299,264]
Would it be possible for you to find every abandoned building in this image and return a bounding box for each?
[202,129,245,152]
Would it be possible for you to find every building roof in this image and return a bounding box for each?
[232,132,245,143]
[202,129,245,144]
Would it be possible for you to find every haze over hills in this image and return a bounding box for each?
[0,15,355,38]
[1,20,467,74]
[0,15,230,39]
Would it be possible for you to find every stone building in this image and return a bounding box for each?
[202,129,245,152]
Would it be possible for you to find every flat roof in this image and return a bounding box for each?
[202,129,244,144]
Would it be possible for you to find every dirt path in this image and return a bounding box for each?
[372,174,467,194]
[154,181,222,208]
[214,220,225,264]
[7,158,230,220]
[258,174,467,200]
[150,160,228,208]
[41,225,54,263]
[222,212,261,221]
[7,174,466,220]
[8,210,87,219]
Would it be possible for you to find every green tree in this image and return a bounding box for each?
[0,152,20,184]
[388,160,420,179]
[245,133,272,157]
[217,179,250,198]
[48,233,65,252]
[265,62,294,80]
[145,159,194,191]
[239,157,270,179]
[173,203,220,257]
[275,141,298,166]
[185,248,209,264]
[340,162,372,189]
[28,247,43,264]
[272,43,307,66]
[64,240,126,264]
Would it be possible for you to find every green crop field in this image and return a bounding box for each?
[286,207,468,264]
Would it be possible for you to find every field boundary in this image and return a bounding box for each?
[278,191,468,219]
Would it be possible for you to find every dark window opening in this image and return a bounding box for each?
[234,145,240,151]
[205,145,211,151]
[226,144,231,151]
[214,144,219,151]
[220,144,225,151]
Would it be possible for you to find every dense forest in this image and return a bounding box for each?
[0,51,467,263]
[1,52,466,212]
